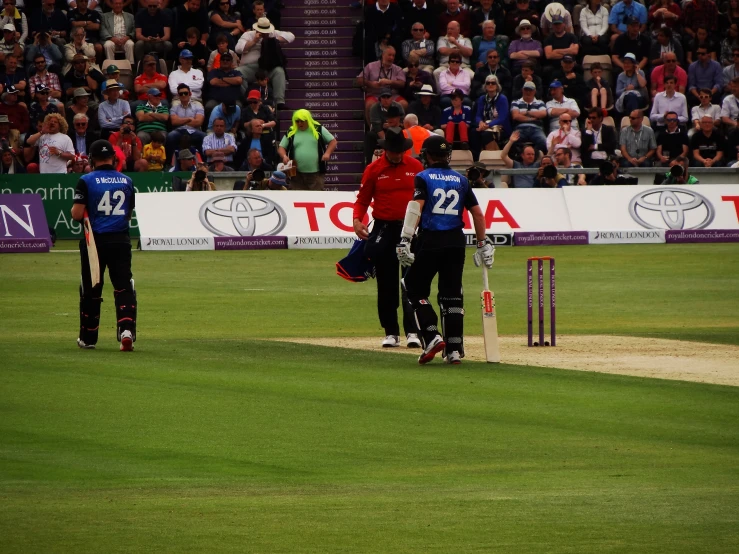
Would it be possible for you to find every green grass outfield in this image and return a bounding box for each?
[1,244,738,552]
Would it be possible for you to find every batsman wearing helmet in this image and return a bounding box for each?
[71,140,137,351]
[396,136,494,365]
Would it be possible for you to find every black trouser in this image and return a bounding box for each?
[79,237,135,345]
[404,244,466,354]
[366,220,418,337]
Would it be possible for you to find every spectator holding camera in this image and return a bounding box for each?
[185,162,216,191]
[660,156,699,184]
[588,159,639,185]
[108,115,143,172]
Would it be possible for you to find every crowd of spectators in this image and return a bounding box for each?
[357,0,739,182]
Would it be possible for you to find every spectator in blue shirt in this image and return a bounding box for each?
[441,89,472,145]
[472,74,510,153]
[608,0,647,48]
[207,100,240,134]
[687,46,724,106]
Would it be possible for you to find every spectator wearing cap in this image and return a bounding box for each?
[63,54,104,103]
[615,53,648,115]
[134,0,174,61]
[206,51,242,112]
[365,96,404,164]
[687,46,723,106]
[540,3,574,36]
[178,27,209,70]
[174,0,209,49]
[441,88,472,145]
[28,55,62,105]
[546,80,580,132]
[208,33,240,71]
[511,61,543,101]
[278,109,337,191]
[438,53,472,108]
[29,0,68,48]
[98,79,130,138]
[67,88,98,132]
[0,55,26,98]
[240,89,275,140]
[101,65,129,101]
[505,0,540,39]
[202,117,236,163]
[650,75,688,128]
[579,0,609,57]
[542,13,579,81]
[0,23,23,65]
[551,55,587,107]
[100,0,135,64]
[208,100,240,134]
[620,109,657,167]
[507,19,542,73]
[136,87,169,145]
[209,151,234,172]
[0,85,28,134]
[435,21,474,83]
[169,49,205,102]
[472,74,510,153]
[0,0,27,47]
[401,23,435,72]
[612,16,650,68]
[28,84,59,133]
[134,56,167,105]
[235,17,294,110]
[68,112,97,155]
[402,53,434,103]
[0,113,20,153]
[510,80,548,155]
[407,84,441,133]
[167,83,205,156]
[609,0,647,47]
[172,148,198,173]
[357,47,407,122]
[472,46,512,99]
[67,0,102,59]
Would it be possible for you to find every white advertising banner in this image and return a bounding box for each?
[588,230,666,244]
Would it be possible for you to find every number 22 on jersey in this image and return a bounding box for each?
[431,188,460,215]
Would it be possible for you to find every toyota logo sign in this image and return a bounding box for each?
[199,193,287,237]
[628,188,715,230]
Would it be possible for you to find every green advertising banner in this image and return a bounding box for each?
[0,173,188,239]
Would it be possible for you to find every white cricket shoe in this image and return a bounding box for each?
[418,335,446,365]
[120,330,134,352]
[445,351,462,365]
[382,335,400,348]
[77,338,95,349]
[406,333,422,348]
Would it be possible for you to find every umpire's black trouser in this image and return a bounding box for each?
[366,220,418,337]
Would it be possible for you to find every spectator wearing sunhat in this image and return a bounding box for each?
[267,170,287,190]
[67,88,99,133]
[101,65,129,101]
[169,49,205,102]
[98,79,130,138]
[408,84,441,133]
[540,3,574,36]
[172,148,198,173]
[135,87,169,145]
[100,0,135,64]
[508,19,543,73]
[206,51,243,112]
[209,151,234,172]
[28,84,59,134]
[0,85,28,134]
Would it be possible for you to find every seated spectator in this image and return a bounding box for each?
[209,0,246,50]
[724,47,739,93]
[134,56,167,105]
[536,157,568,187]
[134,0,174,62]
[472,74,510,153]
[581,107,618,168]
[608,0,648,49]
[67,88,98,133]
[365,98,403,163]
[208,33,240,71]
[585,62,613,112]
[540,3,574,36]
[0,113,20,153]
[471,21,508,72]
[648,0,681,36]
[66,154,90,174]
[437,0,471,38]
[403,53,434,102]
[612,17,650,77]
[687,47,724,106]
[67,1,102,61]
[0,55,26,99]
[727,128,739,168]
[649,27,684,67]
[435,21,474,82]
[173,0,209,50]
[403,113,432,156]
[0,0,27,47]
[402,23,435,72]
[247,69,274,111]
[505,0,540,39]
[650,53,687,99]
[242,0,267,31]
[28,85,59,133]
[235,17,294,110]
[142,130,166,171]
[135,88,169,144]
[542,14,579,81]
[0,23,24,66]
[438,53,472,108]
[507,20,542,73]
[206,51,242,111]
[546,80,580,131]
[620,109,657,167]
[63,54,104,103]
[0,144,25,174]
[357,47,407,119]
[579,0,609,57]
[720,76,739,134]
[169,49,205,103]
[208,100,240,133]
[101,0,135,65]
[101,66,129,102]
[511,61,543,100]
[29,55,63,108]
[615,53,648,115]
[686,26,719,64]
[690,88,722,136]
[589,158,639,185]
[29,0,68,48]
[68,113,97,156]
[241,89,275,142]
[472,48,512,99]
[209,151,234,172]
[237,146,273,172]
[650,76,688,128]
[471,0,505,39]
[659,156,699,184]
[407,84,441,133]
[26,113,75,174]
[25,32,63,74]
[177,28,209,71]
[171,148,198,173]
[167,83,205,156]
[185,162,216,191]
[510,81,548,154]
[241,118,274,162]
[0,85,28,134]
[441,89,472,145]
[277,109,337,191]
[553,146,586,185]
[690,115,726,166]
[655,110,690,166]
[99,82,132,139]
[202,117,236,163]
[720,26,739,68]
[551,55,587,107]
[547,114,582,162]
[500,130,539,187]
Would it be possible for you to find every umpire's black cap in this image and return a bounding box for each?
[89,140,115,160]
[421,135,451,155]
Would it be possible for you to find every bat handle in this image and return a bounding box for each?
[482,264,489,291]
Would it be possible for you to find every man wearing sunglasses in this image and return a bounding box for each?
[401,23,435,72]
[650,52,687,100]
[687,47,723,106]
[68,113,98,156]
[167,83,205,158]
[723,49,739,94]
[690,88,721,137]
[619,109,656,168]
[472,47,511,99]
[655,110,689,167]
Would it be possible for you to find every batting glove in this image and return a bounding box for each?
[473,237,495,268]
[396,238,415,267]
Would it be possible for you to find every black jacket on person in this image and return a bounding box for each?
[364,3,403,62]
[408,99,442,130]
[472,64,512,99]
[401,3,439,39]
[581,125,618,168]
[67,130,99,156]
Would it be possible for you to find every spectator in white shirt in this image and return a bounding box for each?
[434,21,473,82]
[579,0,609,56]
[168,49,204,102]
[26,112,75,173]
[547,113,582,161]
[650,75,688,128]
[690,87,721,137]
[546,80,580,131]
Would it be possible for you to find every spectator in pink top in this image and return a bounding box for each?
[357,46,407,121]
[438,53,471,108]
[650,52,687,99]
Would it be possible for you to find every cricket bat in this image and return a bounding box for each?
[83,210,100,287]
[481,265,501,363]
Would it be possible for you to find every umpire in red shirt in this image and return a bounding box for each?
[353,127,423,349]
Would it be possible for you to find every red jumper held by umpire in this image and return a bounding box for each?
[71,140,138,352]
